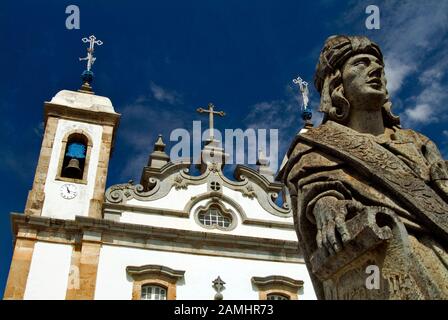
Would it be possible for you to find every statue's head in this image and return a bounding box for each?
[314,35,400,127]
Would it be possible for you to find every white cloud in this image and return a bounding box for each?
[378,0,448,94]
[401,75,448,126]
[403,104,435,124]
[383,58,415,95]
[150,82,182,105]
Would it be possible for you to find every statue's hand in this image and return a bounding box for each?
[313,197,364,255]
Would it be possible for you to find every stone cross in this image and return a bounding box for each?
[79,35,103,72]
[212,276,225,300]
[197,103,225,140]
[293,76,309,108]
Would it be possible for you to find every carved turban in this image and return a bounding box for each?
[314,35,384,93]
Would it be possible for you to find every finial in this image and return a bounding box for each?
[147,134,170,169]
[257,149,269,166]
[212,276,226,300]
[257,148,274,182]
[79,35,103,93]
[154,134,166,152]
[292,76,313,123]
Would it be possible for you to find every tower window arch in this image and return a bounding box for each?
[56,131,92,183]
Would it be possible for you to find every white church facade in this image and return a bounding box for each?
[3,37,316,299]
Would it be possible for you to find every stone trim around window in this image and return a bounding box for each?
[55,129,93,185]
[251,275,304,300]
[193,200,238,231]
[126,264,185,300]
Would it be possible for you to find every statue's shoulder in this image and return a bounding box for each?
[289,125,343,165]
[396,126,435,146]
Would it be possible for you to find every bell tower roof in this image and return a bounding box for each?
[48,89,117,114]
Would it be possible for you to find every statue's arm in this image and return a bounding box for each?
[285,147,366,255]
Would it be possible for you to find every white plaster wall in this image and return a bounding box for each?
[120,198,297,241]
[42,119,103,220]
[95,245,316,300]
[24,242,72,300]
[120,179,296,241]
[222,186,292,223]
[127,184,208,210]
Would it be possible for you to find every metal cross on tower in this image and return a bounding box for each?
[293,76,309,108]
[293,76,312,122]
[197,103,226,140]
[79,35,103,72]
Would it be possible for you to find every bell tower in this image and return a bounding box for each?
[24,35,120,220]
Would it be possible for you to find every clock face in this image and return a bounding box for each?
[60,183,78,200]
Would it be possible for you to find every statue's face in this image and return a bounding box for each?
[341,53,387,110]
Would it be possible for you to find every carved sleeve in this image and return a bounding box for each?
[285,148,352,223]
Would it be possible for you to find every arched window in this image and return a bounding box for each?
[198,206,232,228]
[60,133,88,180]
[267,293,290,300]
[141,284,167,300]
[194,201,237,231]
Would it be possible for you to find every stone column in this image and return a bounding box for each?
[3,228,37,299]
[65,231,102,299]
[88,125,114,219]
[24,117,59,216]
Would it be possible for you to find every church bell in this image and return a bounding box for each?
[64,158,82,178]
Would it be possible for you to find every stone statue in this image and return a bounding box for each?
[280,35,448,299]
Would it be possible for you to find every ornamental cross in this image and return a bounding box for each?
[293,76,309,108]
[197,103,226,140]
[212,276,225,294]
[79,35,103,71]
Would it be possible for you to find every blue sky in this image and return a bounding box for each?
[0,0,447,296]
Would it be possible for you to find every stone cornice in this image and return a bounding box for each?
[139,161,191,191]
[10,213,303,263]
[234,165,283,192]
[126,265,185,281]
[251,275,304,290]
[44,102,121,128]
[104,202,189,218]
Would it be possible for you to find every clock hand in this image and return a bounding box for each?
[66,186,70,194]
